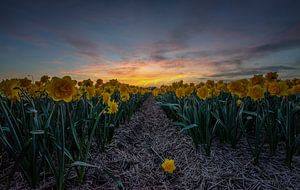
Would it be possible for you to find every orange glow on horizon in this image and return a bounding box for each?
[60,58,216,87]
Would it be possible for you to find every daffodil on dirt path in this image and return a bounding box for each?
[66,96,300,189]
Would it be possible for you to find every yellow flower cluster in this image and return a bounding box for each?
[107,100,118,114]
[152,72,300,101]
[0,76,149,104]
[247,85,265,101]
[46,76,77,102]
[1,72,299,103]
[197,85,211,100]
[119,84,130,102]
[0,79,21,101]
[0,75,54,101]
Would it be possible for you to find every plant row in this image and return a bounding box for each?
[0,76,149,189]
[155,73,300,168]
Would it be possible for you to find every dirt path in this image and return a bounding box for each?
[73,95,202,189]
[72,96,300,190]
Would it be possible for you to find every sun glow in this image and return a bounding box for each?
[61,59,215,86]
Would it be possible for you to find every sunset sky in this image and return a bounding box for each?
[1,0,300,86]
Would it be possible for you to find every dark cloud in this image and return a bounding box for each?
[182,38,300,72]
[63,34,101,60]
[149,38,187,61]
[150,54,167,61]
[64,35,98,50]
[187,38,300,58]
[202,65,297,79]
[251,38,300,54]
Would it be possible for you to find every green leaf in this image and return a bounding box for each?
[180,124,198,132]
[71,161,100,169]
[30,130,44,135]
[243,111,257,117]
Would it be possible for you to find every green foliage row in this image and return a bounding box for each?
[157,92,300,167]
[0,92,147,189]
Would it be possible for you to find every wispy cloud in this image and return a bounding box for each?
[63,34,105,61]
[251,38,300,54]
[178,38,300,73]
[201,65,298,79]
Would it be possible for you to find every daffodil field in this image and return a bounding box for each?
[155,72,300,166]
[0,72,300,189]
[0,76,148,189]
